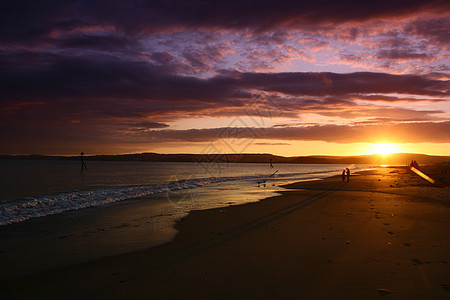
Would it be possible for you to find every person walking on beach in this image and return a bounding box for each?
[80,152,87,172]
[342,169,346,182]
[346,167,350,182]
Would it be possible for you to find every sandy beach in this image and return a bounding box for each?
[2,166,449,299]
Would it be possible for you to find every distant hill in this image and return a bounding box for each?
[1,152,449,166]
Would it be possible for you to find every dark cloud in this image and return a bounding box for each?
[121,121,169,130]
[340,53,364,64]
[1,51,447,121]
[334,27,361,42]
[0,1,78,47]
[0,51,241,106]
[376,49,431,61]
[182,50,216,73]
[352,94,447,102]
[227,71,449,97]
[55,34,141,52]
[1,0,448,47]
[378,34,412,48]
[404,17,450,48]
[125,122,450,144]
[151,51,195,74]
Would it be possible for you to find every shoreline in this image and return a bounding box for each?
[0,165,371,279]
[1,161,357,226]
[2,166,449,298]
[0,193,187,279]
[0,164,366,279]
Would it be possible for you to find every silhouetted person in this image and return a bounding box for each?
[80,152,87,172]
[346,168,350,182]
[342,169,346,182]
[410,160,419,169]
[270,159,274,169]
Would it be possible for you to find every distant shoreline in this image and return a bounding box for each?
[1,152,449,165]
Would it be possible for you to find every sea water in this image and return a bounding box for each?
[0,160,370,226]
[0,160,373,278]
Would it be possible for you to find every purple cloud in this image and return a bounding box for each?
[0,0,448,154]
[115,122,450,144]
[1,1,447,47]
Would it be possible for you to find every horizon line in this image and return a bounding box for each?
[2,152,449,158]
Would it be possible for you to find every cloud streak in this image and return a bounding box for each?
[112,122,450,144]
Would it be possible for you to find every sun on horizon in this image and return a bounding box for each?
[367,143,401,156]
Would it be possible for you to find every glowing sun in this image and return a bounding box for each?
[369,143,400,155]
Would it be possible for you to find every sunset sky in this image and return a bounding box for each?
[1,0,449,156]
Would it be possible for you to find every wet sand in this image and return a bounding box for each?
[2,166,449,299]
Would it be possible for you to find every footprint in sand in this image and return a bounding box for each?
[412,258,426,265]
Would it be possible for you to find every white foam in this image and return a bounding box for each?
[0,167,358,226]
[0,175,243,226]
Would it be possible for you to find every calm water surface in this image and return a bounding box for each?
[0,160,371,226]
[0,160,374,278]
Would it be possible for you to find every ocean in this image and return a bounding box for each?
[0,160,373,278]
[0,160,370,226]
